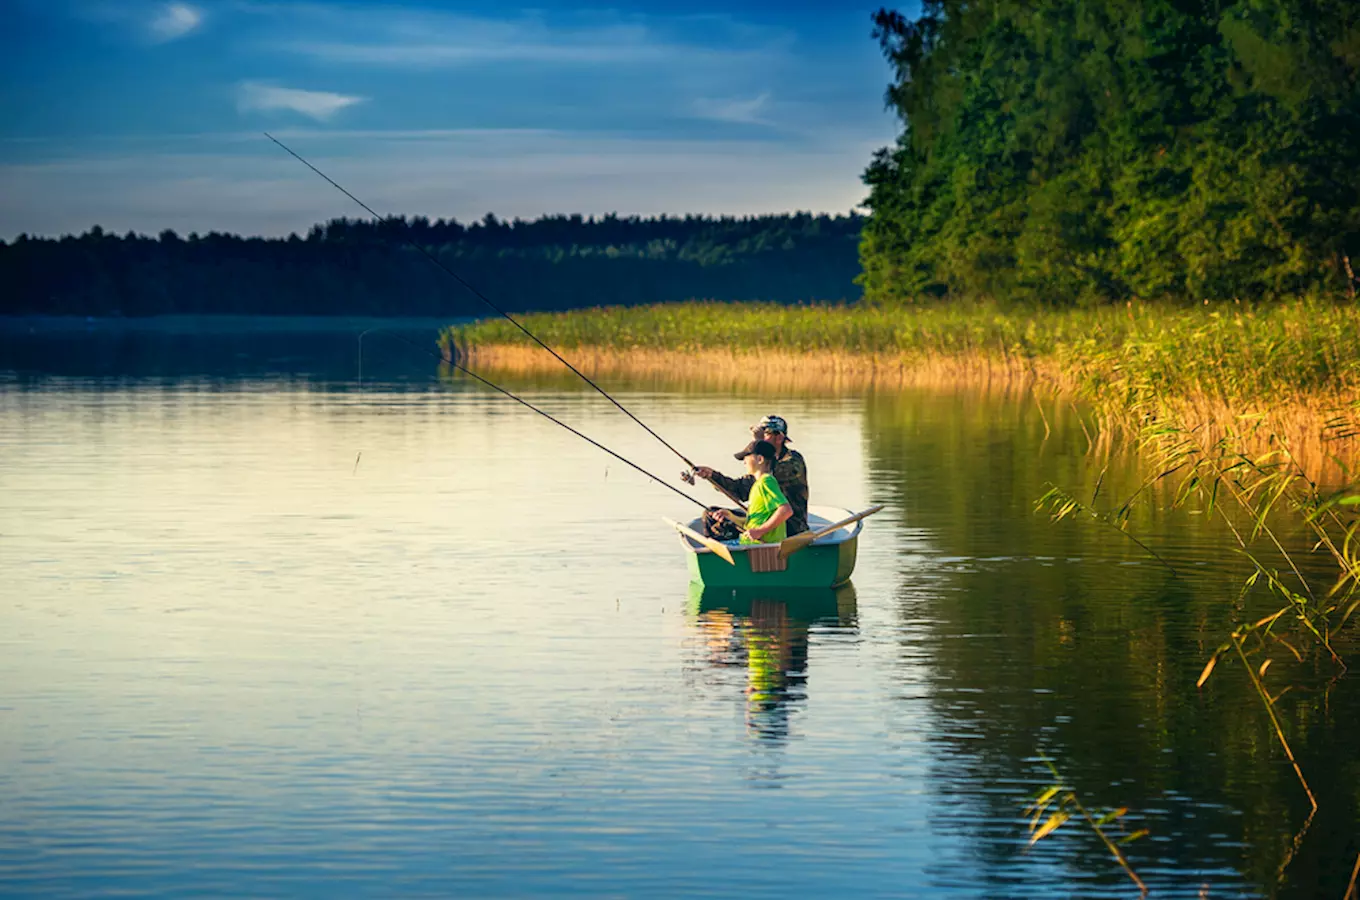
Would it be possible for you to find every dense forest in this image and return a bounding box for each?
[10,0,1360,315]
[0,213,863,317]
[861,0,1360,303]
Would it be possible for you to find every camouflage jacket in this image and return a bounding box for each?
[709,448,809,535]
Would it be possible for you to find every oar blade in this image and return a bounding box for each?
[663,517,735,566]
[777,532,816,560]
[778,504,887,560]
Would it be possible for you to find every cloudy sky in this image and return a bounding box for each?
[1,0,905,238]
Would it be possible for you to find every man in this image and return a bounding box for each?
[694,414,809,536]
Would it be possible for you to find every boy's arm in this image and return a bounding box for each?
[717,509,748,527]
[745,503,792,541]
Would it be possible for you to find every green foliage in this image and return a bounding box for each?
[0,212,864,317]
[861,0,1360,303]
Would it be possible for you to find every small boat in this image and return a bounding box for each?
[674,505,868,588]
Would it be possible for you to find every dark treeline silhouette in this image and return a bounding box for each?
[0,212,864,317]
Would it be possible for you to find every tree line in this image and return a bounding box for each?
[860,0,1360,304]
[0,212,864,317]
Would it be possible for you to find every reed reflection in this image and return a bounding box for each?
[688,583,858,742]
[861,387,1360,897]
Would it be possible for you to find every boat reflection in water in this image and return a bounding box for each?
[687,582,858,742]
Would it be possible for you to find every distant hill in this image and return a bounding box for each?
[0,212,864,318]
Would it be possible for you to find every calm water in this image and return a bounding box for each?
[1,321,1356,898]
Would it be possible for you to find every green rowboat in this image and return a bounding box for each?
[676,505,863,588]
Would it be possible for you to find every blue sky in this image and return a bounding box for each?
[1,1,906,238]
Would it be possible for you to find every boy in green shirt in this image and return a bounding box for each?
[714,440,793,545]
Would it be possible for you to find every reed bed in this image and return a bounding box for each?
[444,299,1360,480]
[450,345,1057,396]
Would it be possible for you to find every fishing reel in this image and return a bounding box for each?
[680,468,697,485]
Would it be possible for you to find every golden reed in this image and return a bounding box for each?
[459,343,1359,483]
[460,344,1061,393]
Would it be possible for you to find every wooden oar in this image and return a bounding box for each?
[778,505,886,560]
[663,517,736,566]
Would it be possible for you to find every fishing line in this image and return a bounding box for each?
[365,329,710,510]
[264,132,699,470]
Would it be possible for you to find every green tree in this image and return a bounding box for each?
[861,0,1360,304]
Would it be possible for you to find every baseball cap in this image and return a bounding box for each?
[752,414,789,438]
[734,439,778,463]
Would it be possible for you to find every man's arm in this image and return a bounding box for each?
[774,452,809,534]
[694,467,755,502]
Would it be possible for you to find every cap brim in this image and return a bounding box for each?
[733,449,751,460]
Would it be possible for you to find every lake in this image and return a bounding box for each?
[1,320,1355,898]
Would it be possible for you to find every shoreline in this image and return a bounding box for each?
[458,342,1360,482]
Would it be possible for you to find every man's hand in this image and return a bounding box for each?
[694,466,715,479]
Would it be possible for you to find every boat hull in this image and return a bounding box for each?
[678,506,861,589]
[685,534,856,588]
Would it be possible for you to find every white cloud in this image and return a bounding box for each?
[691,93,774,126]
[236,82,365,121]
[240,5,784,71]
[287,37,652,67]
[148,2,203,42]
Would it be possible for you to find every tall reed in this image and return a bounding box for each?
[1037,411,1359,889]
[444,299,1360,479]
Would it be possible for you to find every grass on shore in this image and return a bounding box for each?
[446,299,1360,402]
[443,299,1360,478]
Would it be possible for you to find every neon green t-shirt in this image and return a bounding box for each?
[740,473,790,545]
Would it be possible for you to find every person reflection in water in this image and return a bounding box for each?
[743,599,810,741]
[695,414,809,538]
[694,600,810,743]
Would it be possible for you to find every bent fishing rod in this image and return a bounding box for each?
[368,329,711,511]
[263,133,709,484]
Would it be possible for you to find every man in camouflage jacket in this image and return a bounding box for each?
[694,415,809,536]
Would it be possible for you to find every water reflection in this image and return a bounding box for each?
[688,584,858,743]
[3,325,1357,898]
[862,387,1360,897]
[0,316,451,384]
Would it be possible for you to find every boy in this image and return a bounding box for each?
[714,439,793,545]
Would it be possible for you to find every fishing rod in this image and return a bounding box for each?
[263,133,703,476]
[367,329,711,510]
